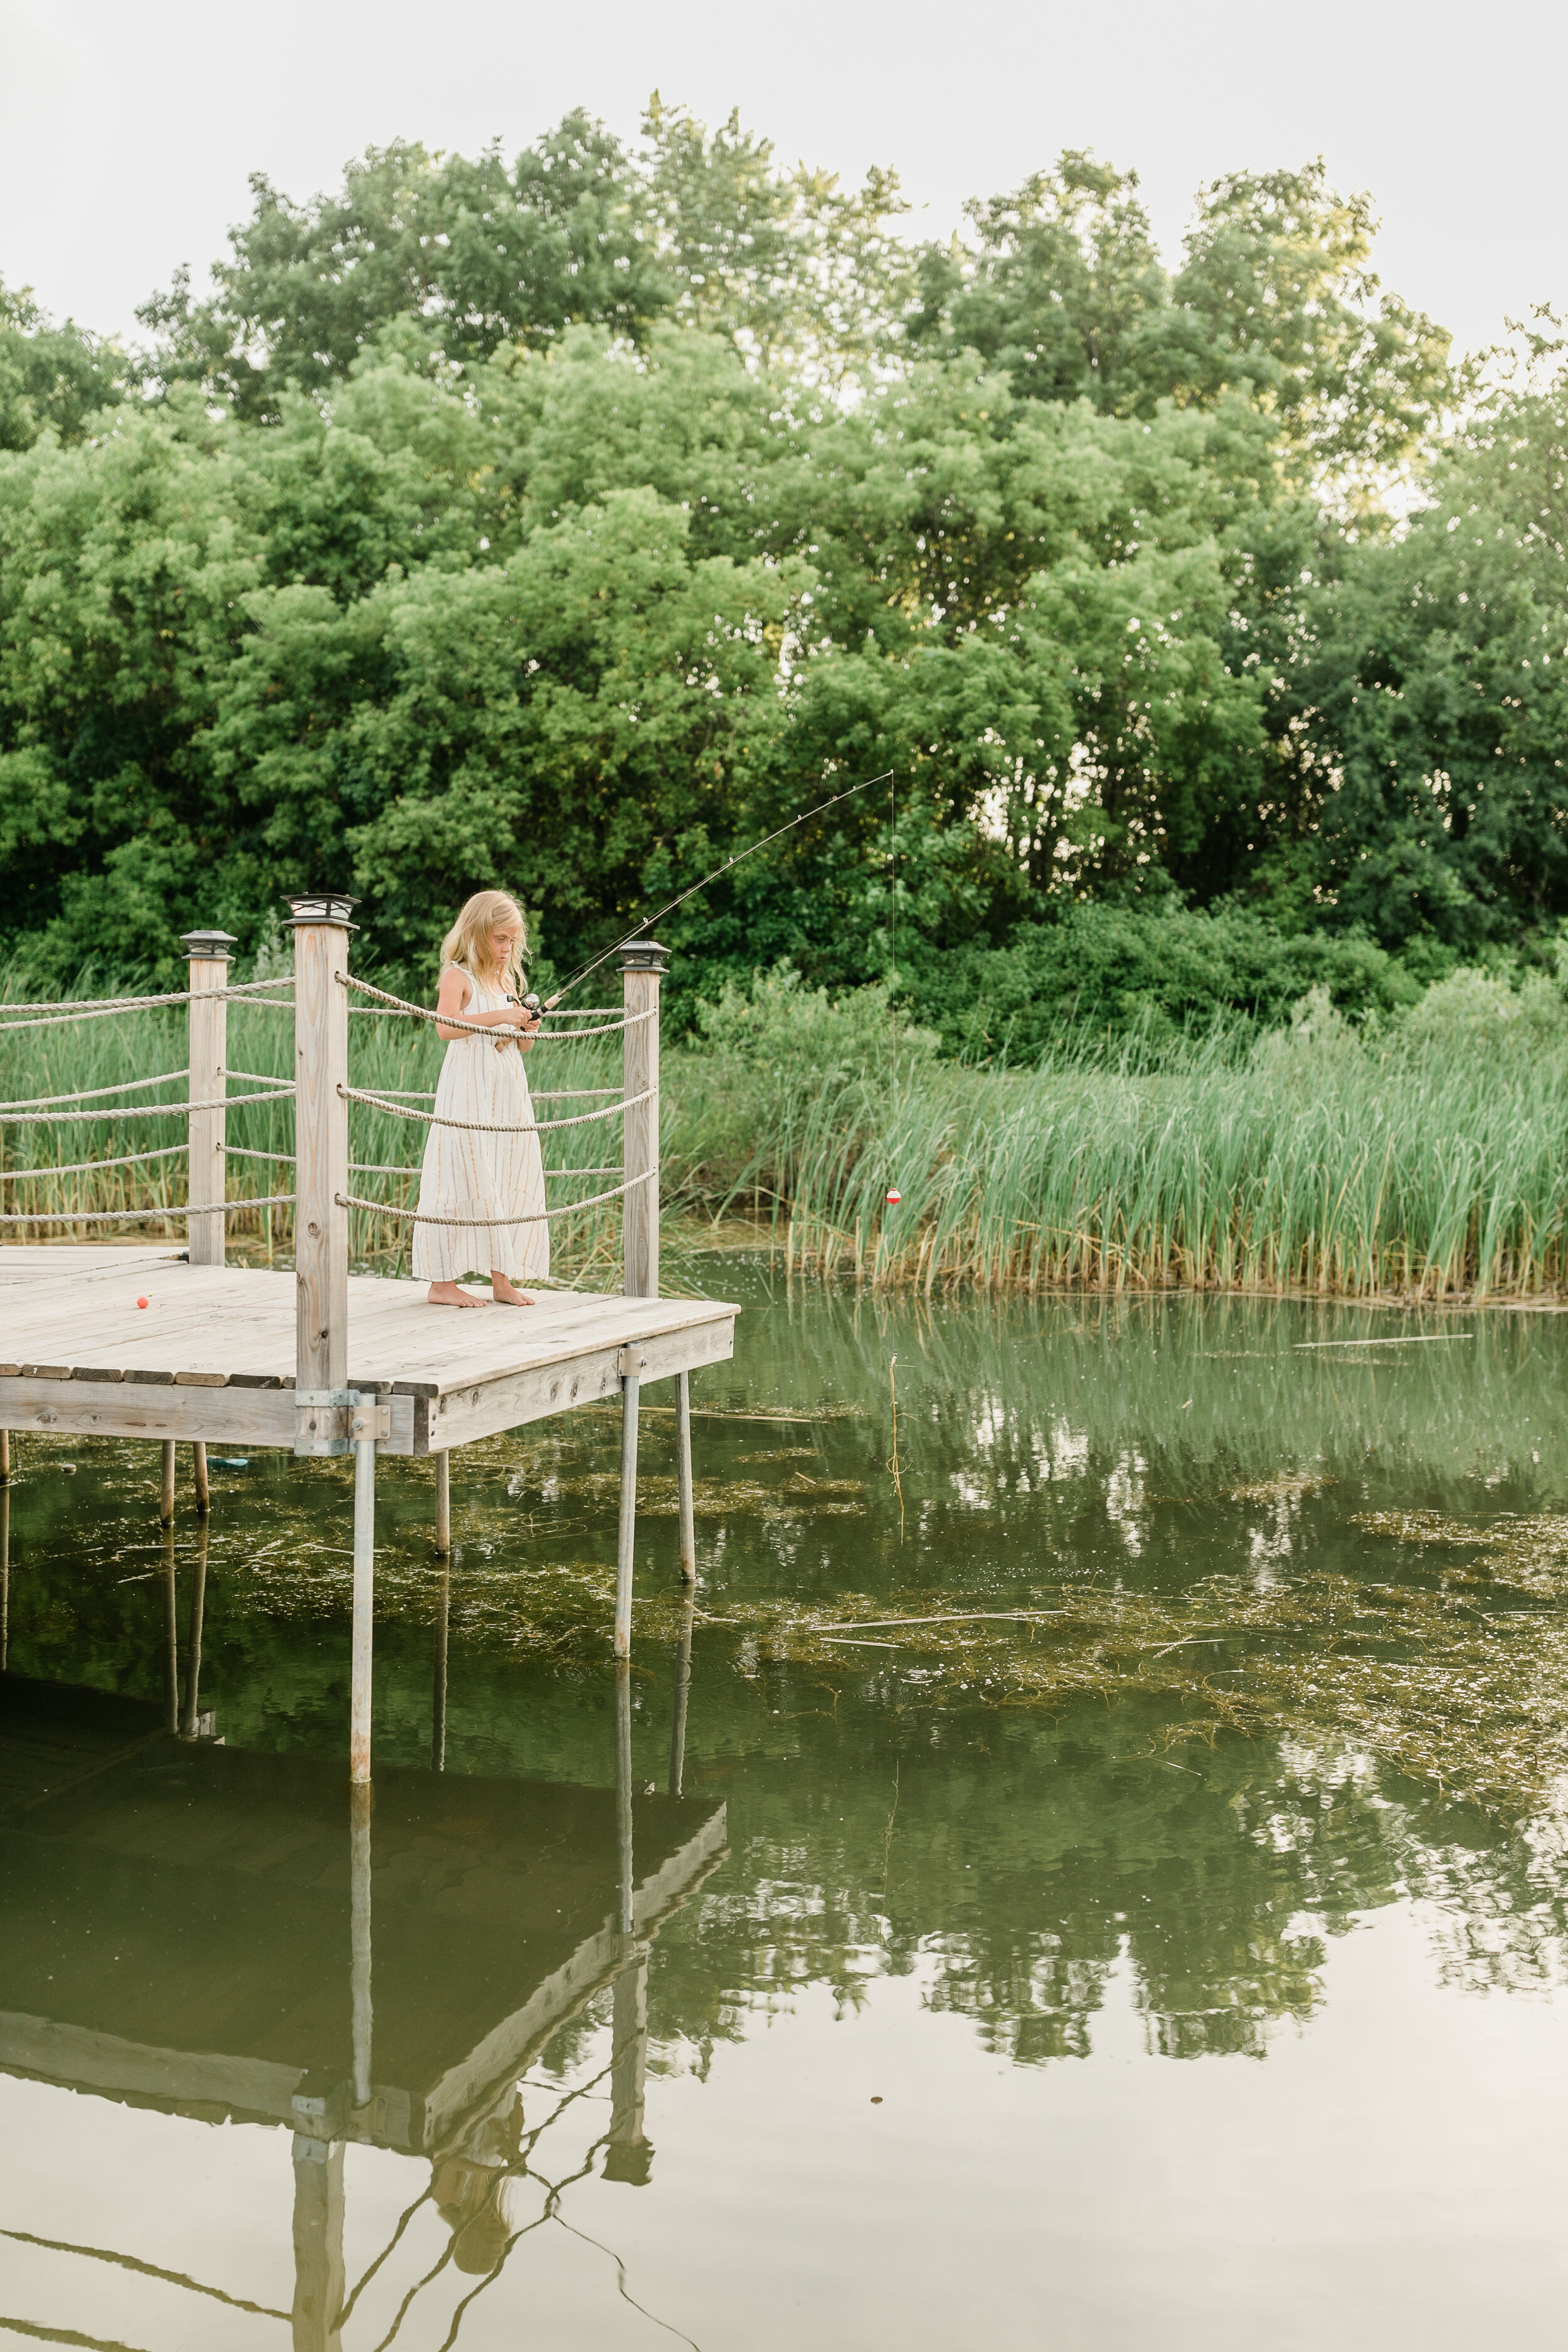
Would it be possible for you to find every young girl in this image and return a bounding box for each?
[412,890,548,1308]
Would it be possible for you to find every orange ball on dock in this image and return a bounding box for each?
[135,1296,149,1309]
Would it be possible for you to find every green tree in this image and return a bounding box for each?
[0,281,129,452]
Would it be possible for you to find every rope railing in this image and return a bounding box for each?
[340,1084,652,1135]
[0,977,294,1032]
[0,1193,295,1227]
[336,1166,655,1226]
[1,1084,298,1125]
[228,1067,295,1088]
[0,1070,191,1113]
[0,1143,188,1181]
[339,971,655,1039]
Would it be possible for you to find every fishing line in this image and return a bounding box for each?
[539,769,895,1009]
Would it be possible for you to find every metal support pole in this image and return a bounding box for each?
[180,1519,208,1740]
[675,1369,696,1584]
[434,1449,450,1554]
[607,1658,652,2182]
[193,1440,210,1515]
[349,1401,377,1785]
[349,1781,373,2112]
[615,1351,641,1658]
[668,1596,694,1798]
[161,1525,179,1735]
[615,1659,635,1938]
[0,1427,9,1483]
[1,1482,8,1672]
[158,1439,176,1525]
[432,1563,449,1773]
[181,928,235,1268]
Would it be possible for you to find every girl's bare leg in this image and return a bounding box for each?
[490,1271,537,1306]
[428,1281,484,1307]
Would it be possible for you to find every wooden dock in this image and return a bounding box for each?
[0,894,741,1778]
[0,1245,735,1454]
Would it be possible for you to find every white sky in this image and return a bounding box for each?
[0,0,1560,360]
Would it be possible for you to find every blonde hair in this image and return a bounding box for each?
[441,891,528,996]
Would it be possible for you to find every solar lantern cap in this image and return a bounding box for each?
[179,929,238,960]
[283,891,361,931]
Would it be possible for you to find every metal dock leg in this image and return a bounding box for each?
[349,1397,379,1786]
[675,1369,696,1584]
[159,1440,176,1525]
[668,1596,694,1798]
[350,1781,373,2111]
[193,1440,209,1515]
[615,1350,642,1658]
[434,1448,450,1554]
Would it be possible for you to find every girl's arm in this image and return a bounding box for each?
[432,967,535,1041]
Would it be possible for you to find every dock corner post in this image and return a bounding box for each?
[615,1348,642,1658]
[675,1368,696,1584]
[193,1440,209,1515]
[180,928,236,1268]
[285,893,358,1422]
[619,941,667,1301]
[159,1438,176,1525]
[0,1427,9,1484]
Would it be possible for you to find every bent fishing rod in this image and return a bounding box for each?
[527,769,896,1014]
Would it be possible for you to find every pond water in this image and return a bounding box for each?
[5,1269,1568,2350]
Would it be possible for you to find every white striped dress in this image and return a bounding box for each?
[411,968,549,1284]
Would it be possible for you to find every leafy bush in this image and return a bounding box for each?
[936,900,1421,1062]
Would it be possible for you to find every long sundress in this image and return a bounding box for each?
[411,968,549,1285]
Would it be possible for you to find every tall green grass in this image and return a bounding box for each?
[6,960,1567,1299]
[658,968,1568,1299]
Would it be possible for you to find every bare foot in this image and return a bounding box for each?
[490,1272,537,1306]
[428,1281,484,1308]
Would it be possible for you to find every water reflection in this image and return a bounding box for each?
[6,1286,1568,2343]
[0,1653,725,2343]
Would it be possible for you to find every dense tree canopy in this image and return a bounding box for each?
[0,103,1561,1034]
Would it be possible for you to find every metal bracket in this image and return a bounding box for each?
[618,1347,644,1380]
[349,1397,392,1444]
[294,1386,353,1458]
[294,1387,391,1454]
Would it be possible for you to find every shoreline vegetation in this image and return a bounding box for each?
[4,957,1567,1303]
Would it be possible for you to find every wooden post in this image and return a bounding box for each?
[285,893,358,1453]
[675,1369,696,1583]
[290,2134,346,2352]
[349,1780,373,2110]
[181,930,235,1267]
[615,1347,641,1658]
[434,1449,451,1553]
[620,943,665,1300]
[0,1428,9,1483]
[159,1439,176,1525]
[193,1440,209,1514]
[2,1481,9,1672]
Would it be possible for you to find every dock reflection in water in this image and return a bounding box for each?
[0,1647,721,2349]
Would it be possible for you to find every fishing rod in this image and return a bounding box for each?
[529,769,896,1013]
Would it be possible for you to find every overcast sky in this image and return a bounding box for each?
[1,0,1559,360]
